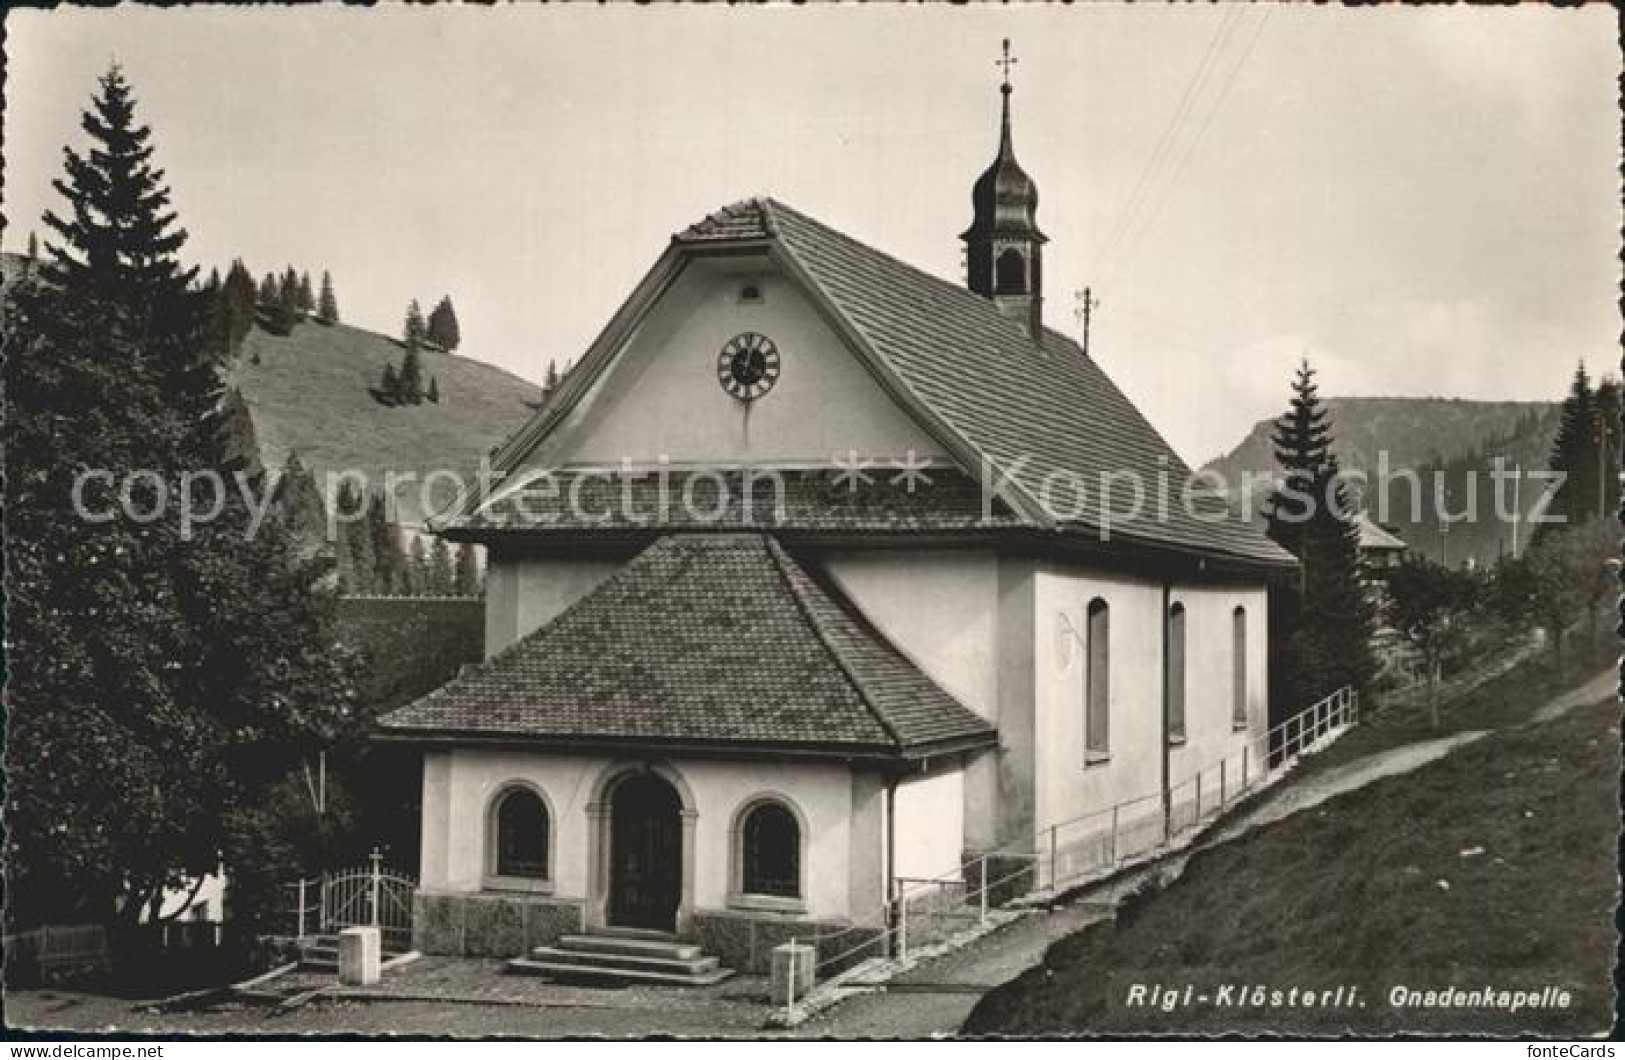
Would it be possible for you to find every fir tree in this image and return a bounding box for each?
[4,65,356,929]
[367,497,405,594]
[427,295,461,351]
[258,272,278,306]
[332,483,375,593]
[407,535,430,595]
[317,269,339,324]
[1543,364,1609,533]
[544,358,560,392]
[428,536,455,595]
[453,543,480,596]
[277,266,302,327]
[26,230,38,262]
[399,346,425,405]
[296,271,315,314]
[1262,359,1376,705]
[379,362,401,405]
[403,298,426,347]
[427,375,440,403]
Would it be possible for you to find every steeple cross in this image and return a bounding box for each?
[996,38,1018,89]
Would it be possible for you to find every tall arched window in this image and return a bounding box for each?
[1085,599,1110,761]
[1167,602,1187,743]
[740,801,801,899]
[1232,606,1249,727]
[995,248,1027,294]
[491,786,549,880]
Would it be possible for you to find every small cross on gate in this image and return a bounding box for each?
[996,39,1018,88]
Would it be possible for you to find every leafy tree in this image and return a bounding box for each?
[428,536,455,595]
[317,269,339,324]
[427,375,440,404]
[403,298,426,347]
[1262,359,1376,706]
[453,542,480,596]
[1495,521,1616,662]
[426,295,461,351]
[3,65,357,931]
[1385,559,1481,727]
[399,346,425,405]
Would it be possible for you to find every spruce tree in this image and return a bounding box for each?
[1544,364,1601,533]
[367,496,405,594]
[1262,359,1376,705]
[544,358,560,392]
[427,295,461,351]
[399,346,425,404]
[427,375,440,403]
[428,536,455,595]
[26,230,38,262]
[221,259,258,354]
[297,271,315,314]
[258,272,278,306]
[4,66,356,928]
[408,535,431,595]
[332,482,375,593]
[379,362,401,405]
[317,269,339,324]
[403,298,426,347]
[277,266,302,327]
[453,543,479,596]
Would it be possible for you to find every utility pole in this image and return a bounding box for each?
[1073,287,1100,357]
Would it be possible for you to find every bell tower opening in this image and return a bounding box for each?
[960,39,1048,340]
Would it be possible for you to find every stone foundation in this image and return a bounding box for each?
[413,892,584,958]
[691,910,883,976]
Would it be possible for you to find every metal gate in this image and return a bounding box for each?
[288,848,416,949]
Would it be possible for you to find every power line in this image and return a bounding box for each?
[1107,7,1274,283]
[1088,7,1241,276]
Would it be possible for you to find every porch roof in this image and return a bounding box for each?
[375,533,996,762]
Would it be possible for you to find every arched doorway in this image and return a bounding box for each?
[608,773,683,931]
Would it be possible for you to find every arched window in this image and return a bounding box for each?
[740,801,801,899]
[1167,602,1187,743]
[1232,606,1248,727]
[995,248,1027,294]
[1085,599,1110,761]
[491,786,549,880]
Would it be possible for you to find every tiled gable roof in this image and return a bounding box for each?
[755,199,1292,568]
[376,533,995,759]
[467,197,1293,570]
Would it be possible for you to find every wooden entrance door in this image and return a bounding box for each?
[608,773,682,931]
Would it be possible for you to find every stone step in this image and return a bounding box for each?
[525,945,721,977]
[556,933,701,961]
[506,956,734,987]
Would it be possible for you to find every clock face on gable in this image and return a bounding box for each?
[717,332,781,401]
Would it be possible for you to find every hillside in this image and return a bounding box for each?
[2,251,543,525]
[1204,397,1561,568]
[1206,397,1558,483]
[231,319,543,524]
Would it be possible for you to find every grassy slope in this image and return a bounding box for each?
[232,319,543,524]
[964,664,1619,1037]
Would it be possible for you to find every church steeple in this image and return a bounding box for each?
[961,39,1047,339]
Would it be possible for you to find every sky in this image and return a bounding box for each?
[5,5,1619,465]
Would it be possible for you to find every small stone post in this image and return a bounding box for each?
[771,941,815,1008]
[338,926,381,986]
